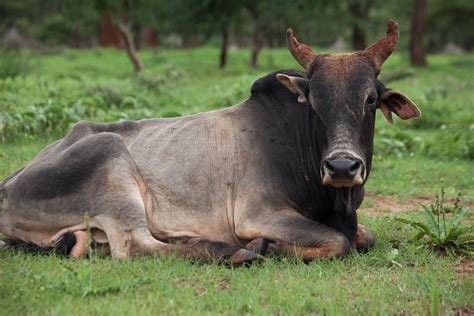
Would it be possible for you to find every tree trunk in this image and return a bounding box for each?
[219,28,229,69]
[250,29,264,68]
[349,0,372,50]
[73,23,81,48]
[249,10,264,68]
[99,15,122,48]
[410,0,427,66]
[117,22,144,73]
[352,24,366,50]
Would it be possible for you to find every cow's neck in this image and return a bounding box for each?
[283,102,364,239]
[285,103,339,217]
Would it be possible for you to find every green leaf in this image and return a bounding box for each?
[421,204,440,237]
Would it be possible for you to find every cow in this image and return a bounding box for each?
[0,20,420,264]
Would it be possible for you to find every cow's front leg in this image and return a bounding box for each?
[236,210,352,261]
[170,238,262,265]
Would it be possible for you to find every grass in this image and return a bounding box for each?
[1,215,473,315]
[0,47,473,314]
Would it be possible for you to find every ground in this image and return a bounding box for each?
[0,48,472,314]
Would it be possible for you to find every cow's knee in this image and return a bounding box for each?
[130,227,168,256]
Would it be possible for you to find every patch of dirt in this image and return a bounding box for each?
[360,194,431,216]
[452,305,474,316]
[218,277,230,290]
[454,257,474,282]
[360,194,473,216]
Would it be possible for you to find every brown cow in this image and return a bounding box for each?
[0,20,420,263]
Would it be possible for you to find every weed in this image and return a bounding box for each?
[396,180,473,256]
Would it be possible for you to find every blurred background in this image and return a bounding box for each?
[0,0,472,69]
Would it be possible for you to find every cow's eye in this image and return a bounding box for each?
[366,95,377,109]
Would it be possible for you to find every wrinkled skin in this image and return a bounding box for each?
[0,20,419,262]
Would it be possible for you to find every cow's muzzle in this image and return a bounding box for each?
[321,158,364,188]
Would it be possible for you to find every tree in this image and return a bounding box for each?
[348,0,374,50]
[95,0,155,73]
[201,0,244,69]
[410,0,427,66]
[244,0,283,68]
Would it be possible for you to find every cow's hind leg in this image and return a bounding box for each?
[1,132,169,259]
[89,151,169,259]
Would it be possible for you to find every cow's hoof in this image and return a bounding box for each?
[229,249,263,266]
[0,240,6,249]
[69,231,88,258]
[355,225,375,252]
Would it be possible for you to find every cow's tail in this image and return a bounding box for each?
[1,233,77,256]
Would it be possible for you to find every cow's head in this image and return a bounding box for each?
[277,20,420,188]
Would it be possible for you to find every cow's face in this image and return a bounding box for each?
[277,20,420,188]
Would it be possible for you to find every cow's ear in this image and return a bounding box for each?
[276,73,309,103]
[379,89,421,124]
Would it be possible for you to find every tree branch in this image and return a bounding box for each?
[117,22,144,73]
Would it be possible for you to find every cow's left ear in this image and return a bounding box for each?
[276,73,309,103]
[379,89,421,124]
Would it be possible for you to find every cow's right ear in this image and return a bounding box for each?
[276,74,309,103]
[379,89,421,124]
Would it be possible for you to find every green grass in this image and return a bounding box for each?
[0,48,473,314]
[1,215,473,315]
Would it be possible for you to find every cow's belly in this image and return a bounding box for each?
[128,112,255,244]
[135,149,245,244]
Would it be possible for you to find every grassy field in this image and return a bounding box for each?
[0,47,473,315]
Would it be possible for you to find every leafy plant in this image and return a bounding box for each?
[396,180,473,256]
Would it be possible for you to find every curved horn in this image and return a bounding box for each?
[286,28,316,70]
[364,19,399,70]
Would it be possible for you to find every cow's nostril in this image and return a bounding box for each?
[349,161,360,175]
[325,161,335,175]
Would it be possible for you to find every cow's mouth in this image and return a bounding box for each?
[321,158,365,188]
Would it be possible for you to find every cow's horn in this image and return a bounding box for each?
[287,28,316,70]
[363,19,399,70]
